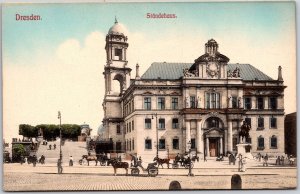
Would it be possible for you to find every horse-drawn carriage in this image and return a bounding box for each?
[79,154,120,166]
[130,154,159,177]
[171,154,195,169]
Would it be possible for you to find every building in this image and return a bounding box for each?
[101,20,286,159]
[284,112,297,156]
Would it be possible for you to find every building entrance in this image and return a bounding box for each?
[209,139,218,157]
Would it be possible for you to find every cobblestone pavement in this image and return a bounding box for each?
[3,160,297,191]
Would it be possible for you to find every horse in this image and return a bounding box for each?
[82,155,98,166]
[153,157,170,169]
[111,160,129,176]
[239,121,251,143]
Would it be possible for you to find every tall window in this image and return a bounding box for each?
[245,118,251,127]
[270,117,277,128]
[158,118,165,129]
[270,135,277,148]
[244,97,252,109]
[157,97,165,110]
[159,139,166,149]
[116,125,121,134]
[129,122,131,132]
[172,118,179,129]
[171,97,178,109]
[232,97,238,108]
[190,96,196,108]
[258,117,264,129]
[207,117,220,128]
[191,138,196,149]
[114,48,123,60]
[145,118,151,129]
[144,97,151,110]
[132,139,134,150]
[145,139,152,149]
[172,139,179,149]
[269,97,277,110]
[258,136,264,150]
[205,92,220,109]
[132,121,134,131]
[257,97,264,110]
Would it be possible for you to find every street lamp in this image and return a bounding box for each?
[187,140,194,176]
[152,113,158,158]
[57,111,63,174]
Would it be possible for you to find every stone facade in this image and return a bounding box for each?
[102,21,286,159]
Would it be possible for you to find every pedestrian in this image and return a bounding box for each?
[281,155,285,166]
[49,144,52,150]
[69,156,73,166]
[263,154,268,167]
[57,159,63,174]
[258,153,261,162]
[53,144,56,150]
[32,155,37,167]
[20,155,24,165]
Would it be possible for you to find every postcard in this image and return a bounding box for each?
[2,1,297,191]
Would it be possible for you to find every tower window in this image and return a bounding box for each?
[114,48,123,60]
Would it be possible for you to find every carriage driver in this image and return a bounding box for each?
[130,154,142,167]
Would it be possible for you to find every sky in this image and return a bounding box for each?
[2,2,296,142]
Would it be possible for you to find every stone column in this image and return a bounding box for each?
[228,120,233,152]
[206,138,210,157]
[220,137,223,155]
[185,120,191,152]
[196,120,203,153]
[264,97,268,109]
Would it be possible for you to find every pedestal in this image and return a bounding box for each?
[236,143,252,159]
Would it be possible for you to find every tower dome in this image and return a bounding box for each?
[108,18,127,35]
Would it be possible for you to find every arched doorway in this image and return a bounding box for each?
[203,117,225,157]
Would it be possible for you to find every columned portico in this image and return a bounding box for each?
[227,120,233,152]
[185,119,191,152]
[196,120,203,153]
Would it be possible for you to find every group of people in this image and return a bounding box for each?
[48,144,56,150]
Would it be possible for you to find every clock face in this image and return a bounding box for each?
[207,62,219,77]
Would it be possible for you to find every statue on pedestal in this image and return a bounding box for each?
[239,120,251,143]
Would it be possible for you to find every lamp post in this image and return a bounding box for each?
[187,140,194,176]
[57,111,63,174]
[152,113,158,158]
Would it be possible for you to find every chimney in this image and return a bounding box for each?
[278,66,283,81]
[136,63,140,79]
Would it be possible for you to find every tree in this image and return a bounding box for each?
[19,124,37,137]
[12,144,26,162]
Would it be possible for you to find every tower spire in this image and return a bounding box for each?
[136,63,140,79]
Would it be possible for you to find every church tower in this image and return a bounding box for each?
[102,19,131,149]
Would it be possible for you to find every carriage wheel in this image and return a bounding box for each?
[131,168,140,176]
[148,167,158,177]
[79,159,82,165]
[100,161,106,166]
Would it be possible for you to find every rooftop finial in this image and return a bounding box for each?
[115,16,118,24]
[278,65,283,81]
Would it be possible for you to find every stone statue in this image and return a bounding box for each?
[239,121,251,143]
[183,68,195,77]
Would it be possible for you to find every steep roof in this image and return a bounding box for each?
[141,62,273,81]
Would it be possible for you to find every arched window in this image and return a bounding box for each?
[270,135,277,149]
[206,117,220,128]
[257,135,264,150]
[112,74,124,95]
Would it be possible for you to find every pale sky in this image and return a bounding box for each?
[2,2,296,142]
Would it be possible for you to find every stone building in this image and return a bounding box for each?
[102,20,286,159]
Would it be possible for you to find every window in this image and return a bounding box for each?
[191,138,196,149]
[157,97,165,110]
[245,118,251,127]
[171,97,178,109]
[190,96,196,108]
[132,139,134,150]
[144,97,151,110]
[129,102,131,113]
[131,100,134,112]
[129,122,131,132]
[132,121,134,131]
[129,140,131,151]
[207,117,219,128]
[244,97,252,109]
[257,97,264,110]
[114,48,122,60]
[269,97,277,110]
[159,139,166,149]
[116,125,121,134]
[270,136,277,148]
[172,118,179,129]
[258,117,264,129]
[270,117,277,128]
[232,97,238,108]
[205,92,220,109]
[257,136,264,150]
[145,118,151,129]
[126,123,128,133]
[172,139,179,149]
[158,118,165,129]
[145,139,152,149]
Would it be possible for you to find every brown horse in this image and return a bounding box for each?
[153,157,170,169]
[111,160,129,176]
[82,155,98,166]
